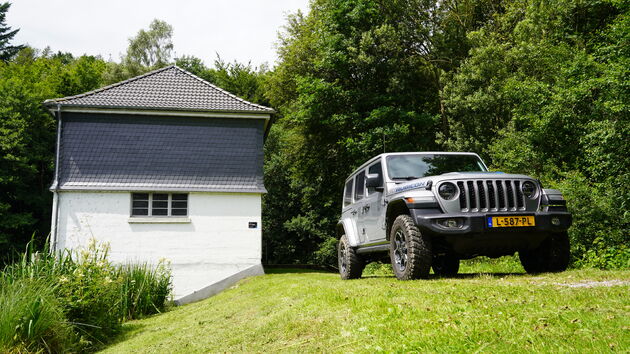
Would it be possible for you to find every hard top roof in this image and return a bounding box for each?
[44,65,275,114]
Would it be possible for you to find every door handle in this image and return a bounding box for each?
[351,210,358,215]
[363,205,370,212]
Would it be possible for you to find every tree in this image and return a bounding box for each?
[103,19,174,84]
[265,0,458,265]
[441,0,629,267]
[126,19,173,68]
[0,48,106,262]
[0,2,24,61]
[175,55,271,106]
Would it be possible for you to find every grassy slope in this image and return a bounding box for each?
[103,261,629,353]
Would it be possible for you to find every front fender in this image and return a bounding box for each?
[337,218,360,247]
[541,188,568,211]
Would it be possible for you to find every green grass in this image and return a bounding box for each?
[102,261,629,353]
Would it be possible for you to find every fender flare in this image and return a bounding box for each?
[336,219,360,247]
[385,198,410,239]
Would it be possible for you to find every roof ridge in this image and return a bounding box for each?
[171,65,273,112]
[44,65,178,105]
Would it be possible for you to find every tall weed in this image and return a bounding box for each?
[0,278,75,353]
[117,261,172,320]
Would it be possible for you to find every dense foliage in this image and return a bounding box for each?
[264,0,629,267]
[441,0,629,267]
[0,240,171,352]
[265,0,446,264]
[0,49,106,262]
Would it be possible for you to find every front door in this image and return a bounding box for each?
[362,161,386,243]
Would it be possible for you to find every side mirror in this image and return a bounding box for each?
[366,174,384,192]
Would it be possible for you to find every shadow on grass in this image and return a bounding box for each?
[105,322,148,347]
[447,272,526,279]
[362,272,527,280]
[263,265,336,274]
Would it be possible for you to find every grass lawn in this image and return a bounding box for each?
[102,259,629,353]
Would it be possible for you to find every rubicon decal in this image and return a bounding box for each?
[393,180,430,194]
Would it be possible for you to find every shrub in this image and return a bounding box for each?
[1,238,173,352]
[54,240,124,348]
[550,171,629,269]
[0,278,75,353]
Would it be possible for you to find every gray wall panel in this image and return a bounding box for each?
[58,112,265,192]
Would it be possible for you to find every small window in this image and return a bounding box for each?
[343,179,354,207]
[354,171,366,201]
[131,193,149,216]
[131,193,188,217]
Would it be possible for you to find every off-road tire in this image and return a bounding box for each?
[432,254,460,276]
[338,234,364,279]
[389,215,432,280]
[519,232,570,273]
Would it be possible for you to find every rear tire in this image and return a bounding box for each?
[338,234,364,279]
[389,215,432,280]
[519,232,570,273]
[432,254,460,276]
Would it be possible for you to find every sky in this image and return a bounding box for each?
[7,0,310,67]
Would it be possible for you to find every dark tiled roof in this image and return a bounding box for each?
[54,112,266,193]
[44,65,274,113]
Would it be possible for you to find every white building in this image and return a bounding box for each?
[45,66,273,304]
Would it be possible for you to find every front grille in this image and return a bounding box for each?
[456,179,527,212]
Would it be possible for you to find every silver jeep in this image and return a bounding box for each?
[336,152,572,280]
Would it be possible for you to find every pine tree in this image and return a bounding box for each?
[0,2,24,61]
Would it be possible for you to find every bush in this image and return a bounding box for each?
[0,278,75,353]
[1,238,173,352]
[551,171,629,269]
[53,240,124,347]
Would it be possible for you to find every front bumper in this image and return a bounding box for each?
[410,210,572,235]
[410,209,572,257]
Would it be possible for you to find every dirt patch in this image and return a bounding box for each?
[554,280,630,288]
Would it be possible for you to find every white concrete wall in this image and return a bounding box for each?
[55,191,263,299]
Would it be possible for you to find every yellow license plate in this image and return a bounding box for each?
[488,216,535,228]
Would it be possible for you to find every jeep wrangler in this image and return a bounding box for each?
[337,152,571,280]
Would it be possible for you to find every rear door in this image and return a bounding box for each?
[340,177,365,244]
[352,170,369,244]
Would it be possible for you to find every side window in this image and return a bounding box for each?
[132,193,188,217]
[367,162,383,195]
[343,179,354,207]
[354,170,366,201]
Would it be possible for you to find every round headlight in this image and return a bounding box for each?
[438,182,458,200]
[521,181,537,199]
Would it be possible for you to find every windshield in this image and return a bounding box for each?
[386,154,487,180]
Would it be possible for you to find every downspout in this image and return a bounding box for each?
[50,104,62,253]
